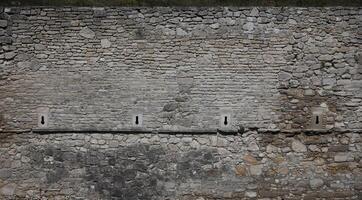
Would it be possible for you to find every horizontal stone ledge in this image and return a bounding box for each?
[30,128,241,135]
[31,128,153,134]
[0,128,357,135]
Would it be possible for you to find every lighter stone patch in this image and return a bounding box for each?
[243,22,254,31]
[291,139,307,152]
[334,153,353,162]
[245,191,257,198]
[248,141,259,151]
[310,178,324,189]
[0,20,7,28]
[263,54,274,63]
[5,52,16,60]
[278,71,292,81]
[250,8,259,16]
[101,39,111,48]
[176,28,187,36]
[0,184,16,196]
[210,23,219,29]
[80,27,95,39]
[249,164,263,176]
[288,19,297,25]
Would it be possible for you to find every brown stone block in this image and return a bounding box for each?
[235,165,247,176]
[243,154,259,165]
[328,145,349,152]
[327,163,351,174]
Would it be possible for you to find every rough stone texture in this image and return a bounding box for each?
[0,6,361,200]
[0,7,359,132]
[0,131,361,199]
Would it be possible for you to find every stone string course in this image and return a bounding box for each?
[0,6,361,199]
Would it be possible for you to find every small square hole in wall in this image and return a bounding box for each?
[132,114,143,127]
[37,107,49,128]
[220,113,231,128]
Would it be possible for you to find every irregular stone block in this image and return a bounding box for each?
[310,178,324,189]
[4,51,16,60]
[0,20,7,28]
[291,139,307,152]
[0,184,16,196]
[249,164,263,176]
[278,71,292,81]
[101,39,111,48]
[79,27,95,39]
[334,153,353,162]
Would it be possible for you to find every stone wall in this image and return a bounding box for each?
[0,130,361,199]
[0,6,361,200]
[0,7,361,131]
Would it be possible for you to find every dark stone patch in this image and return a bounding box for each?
[46,167,68,184]
[84,144,168,199]
[163,102,178,112]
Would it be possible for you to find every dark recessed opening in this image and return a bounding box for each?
[135,116,139,125]
[315,115,319,125]
[41,116,45,125]
[224,116,228,126]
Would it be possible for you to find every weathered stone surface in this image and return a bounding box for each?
[292,139,307,152]
[163,102,178,112]
[278,71,292,81]
[249,164,263,176]
[334,153,353,162]
[79,27,95,38]
[100,39,111,48]
[310,178,324,189]
[0,184,16,196]
[0,6,361,200]
[0,20,7,28]
[4,52,16,60]
[176,28,187,36]
[242,22,254,31]
[235,165,247,176]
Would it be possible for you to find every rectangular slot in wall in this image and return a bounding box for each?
[37,107,49,128]
[220,113,231,128]
[132,114,143,127]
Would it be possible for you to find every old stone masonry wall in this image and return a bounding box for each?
[0,6,361,200]
[0,131,361,199]
[0,7,361,131]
